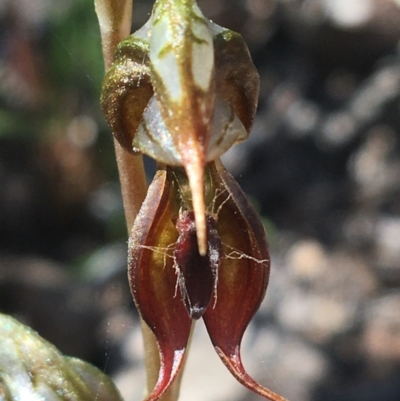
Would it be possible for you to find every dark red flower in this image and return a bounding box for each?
[128,161,287,401]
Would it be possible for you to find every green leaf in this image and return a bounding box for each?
[0,314,123,401]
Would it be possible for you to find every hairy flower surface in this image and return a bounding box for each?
[101,0,259,254]
[128,161,287,401]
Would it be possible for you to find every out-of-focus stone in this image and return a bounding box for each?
[245,331,329,401]
[375,217,400,278]
[287,239,328,279]
[343,212,377,249]
[363,294,400,362]
[318,252,378,302]
[349,125,399,200]
[277,290,356,342]
[278,248,378,343]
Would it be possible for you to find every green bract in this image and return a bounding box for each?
[0,314,123,401]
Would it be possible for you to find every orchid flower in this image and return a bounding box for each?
[100,0,287,400]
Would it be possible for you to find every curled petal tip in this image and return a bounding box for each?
[202,162,285,400]
[215,347,289,401]
[144,349,186,401]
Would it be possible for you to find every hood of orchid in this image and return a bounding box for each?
[101,0,259,253]
[127,161,286,401]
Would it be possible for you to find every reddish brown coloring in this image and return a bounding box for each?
[174,210,221,319]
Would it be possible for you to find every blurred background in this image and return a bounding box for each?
[1,0,400,400]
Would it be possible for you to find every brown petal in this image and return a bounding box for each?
[214,30,260,134]
[128,167,192,401]
[101,36,153,153]
[203,162,287,401]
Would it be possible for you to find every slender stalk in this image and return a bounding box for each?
[94,1,184,400]
[95,0,133,70]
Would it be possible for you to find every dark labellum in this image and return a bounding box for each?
[174,210,221,320]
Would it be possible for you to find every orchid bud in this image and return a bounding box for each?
[128,162,287,401]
